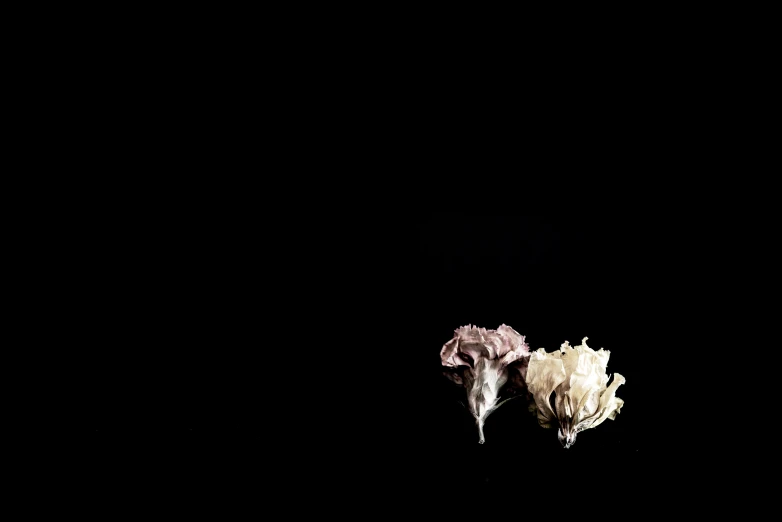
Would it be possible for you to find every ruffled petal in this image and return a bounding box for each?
[525,338,626,447]
[525,348,567,428]
[440,324,532,443]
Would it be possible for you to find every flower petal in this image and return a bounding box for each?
[440,324,532,443]
[587,373,626,428]
[525,348,567,428]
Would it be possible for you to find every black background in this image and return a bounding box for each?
[41,9,768,509]
[82,211,726,509]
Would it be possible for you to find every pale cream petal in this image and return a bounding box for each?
[568,348,608,426]
[525,349,567,428]
[589,373,626,428]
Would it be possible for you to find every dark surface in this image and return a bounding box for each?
[82,212,719,508]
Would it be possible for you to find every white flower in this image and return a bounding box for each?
[525,337,625,448]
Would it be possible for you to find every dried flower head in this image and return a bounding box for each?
[440,324,531,443]
[525,337,625,448]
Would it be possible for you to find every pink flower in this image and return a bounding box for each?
[441,324,531,443]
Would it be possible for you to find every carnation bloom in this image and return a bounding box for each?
[525,337,625,448]
[440,324,531,443]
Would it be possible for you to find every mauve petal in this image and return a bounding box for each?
[439,324,532,443]
[440,337,463,368]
